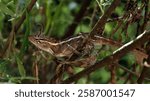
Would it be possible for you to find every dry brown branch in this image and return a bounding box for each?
[89,0,120,37]
[63,0,91,38]
[108,62,150,81]
[62,30,150,84]
[110,65,116,84]
[124,64,136,84]
[50,64,64,84]
[14,0,37,33]
[137,41,150,83]
[140,0,149,32]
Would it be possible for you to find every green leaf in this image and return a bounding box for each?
[8,76,37,84]
[0,59,10,73]
[7,1,16,14]
[16,56,26,77]
[0,2,14,16]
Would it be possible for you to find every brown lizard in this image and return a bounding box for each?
[28,33,148,65]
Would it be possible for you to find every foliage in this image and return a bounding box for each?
[0,0,150,84]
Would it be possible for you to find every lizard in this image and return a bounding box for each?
[28,33,148,66]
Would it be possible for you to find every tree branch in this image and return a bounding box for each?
[90,0,120,37]
[62,30,150,84]
[14,0,37,33]
[63,0,91,38]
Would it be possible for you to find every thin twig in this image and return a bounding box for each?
[116,63,138,77]
[141,0,149,32]
[137,67,148,84]
[137,41,150,83]
[89,0,120,37]
[14,0,37,33]
[50,64,64,84]
[63,0,91,38]
[110,65,116,84]
[124,64,136,84]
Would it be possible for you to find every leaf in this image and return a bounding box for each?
[0,2,14,16]
[16,56,26,77]
[0,59,10,73]
[7,1,16,14]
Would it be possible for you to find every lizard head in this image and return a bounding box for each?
[28,35,56,56]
